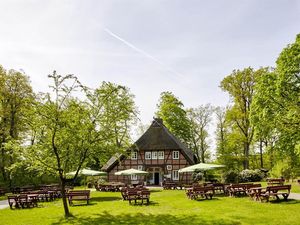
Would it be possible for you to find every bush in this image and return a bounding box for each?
[238,169,263,183]
[223,170,239,183]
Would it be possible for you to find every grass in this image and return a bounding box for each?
[1,188,300,225]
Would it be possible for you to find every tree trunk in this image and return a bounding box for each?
[243,142,249,170]
[59,176,71,217]
[259,140,263,168]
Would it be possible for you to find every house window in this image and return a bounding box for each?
[145,152,151,160]
[131,152,137,160]
[167,165,172,171]
[152,151,157,159]
[158,151,164,159]
[172,170,179,180]
[173,151,179,159]
[131,174,137,180]
[138,165,143,171]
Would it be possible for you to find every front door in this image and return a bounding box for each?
[154,172,160,185]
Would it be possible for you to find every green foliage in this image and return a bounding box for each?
[223,170,239,183]
[250,34,300,177]
[0,65,34,186]
[156,91,191,144]
[238,169,264,183]
[220,67,264,169]
[187,104,214,163]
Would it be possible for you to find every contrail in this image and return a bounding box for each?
[104,27,185,80]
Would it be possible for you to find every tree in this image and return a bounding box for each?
[220,67,264,169]
[85,81,138,166]
[24,73,138,217]
[251,34,300,177]
[215,106,244,170]
[187,104,214,163]
[25,72,104,217]
[156,92,191,144]
[0,66,34,187]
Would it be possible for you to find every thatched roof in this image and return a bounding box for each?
[102,118,196,172]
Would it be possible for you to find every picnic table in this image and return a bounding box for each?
[186,186,215,200]
[121,187,150,205]
[8,194,38,209]
[267,178,285,186]
[260,185,291,202]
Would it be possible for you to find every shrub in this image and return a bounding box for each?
[223,170,239,183]
[238,169,263,183]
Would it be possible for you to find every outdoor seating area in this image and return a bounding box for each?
[120,186,150,205]
[7,184,74,209]
[95,182,125,192]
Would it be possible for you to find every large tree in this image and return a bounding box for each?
[220,67,264,169]
[0,66,34,186]
[156,91,191,144]
[251,34,300,177]
[84,81,138,166]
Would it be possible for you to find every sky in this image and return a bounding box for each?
[0,0,299,145]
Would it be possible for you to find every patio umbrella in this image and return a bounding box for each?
[66,168,107,188]
[115,168,148,175]
[178,163,225,173]
[66,168,107,176]
[115,168,148,185]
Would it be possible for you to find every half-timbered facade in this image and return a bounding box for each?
[102,118,196,185]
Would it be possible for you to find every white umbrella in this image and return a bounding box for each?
[66,168,107,176]
[66,168,107,188]
[179,163,225,173]
[115,168,148,175]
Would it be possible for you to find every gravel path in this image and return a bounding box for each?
[0,200,8,209]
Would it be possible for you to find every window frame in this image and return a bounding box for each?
[131,174,138,180]
[138,165,143,171]
[131,151,137,160]
[158,151,164,159]
[172,170,179,180]
[172,151,179,159]
[152,151,158,159]
[145,151,151,160]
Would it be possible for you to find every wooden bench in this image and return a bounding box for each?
[188,186,215,200]
[227,184,249,197]
[246,184,262,200]
[7,194,38,209]
[67,190,90,206]
[136,190,150,204]
[260,185,291,202]
[267,178,285,186]
[123,188,150,205]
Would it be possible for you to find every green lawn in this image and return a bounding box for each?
[1,188,300,225]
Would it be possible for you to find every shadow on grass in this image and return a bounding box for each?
[194,198,221,202]
[127,200,159,206]
[52,211,241,225]
[91,196,122,202]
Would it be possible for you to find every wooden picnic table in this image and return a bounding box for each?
[248,187,265,201]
